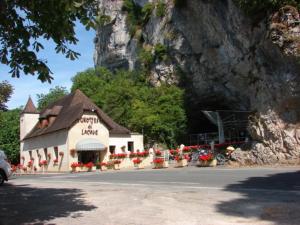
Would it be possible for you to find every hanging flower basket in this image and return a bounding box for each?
[59,151,64,157]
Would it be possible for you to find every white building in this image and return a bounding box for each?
[20,89,144,171]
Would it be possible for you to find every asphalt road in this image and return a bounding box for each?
[14,166,300,191]
[2,167,300,225]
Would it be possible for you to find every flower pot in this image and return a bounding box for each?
[114,164,120,170]
[135,163,144,169]
[175,159,188,167]
[153,163,164,169]
[209,159,217,167]
[101,166,107,171]
[197,160,209,167]
[163,161,169,168]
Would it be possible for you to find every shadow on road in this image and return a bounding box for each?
[0,183,97,225]
[216,171,300,225]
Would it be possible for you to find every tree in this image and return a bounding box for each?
[0,0,99,82]
[71,68,187,147]
[0,80,13,111]
[0,108,21,164]
[37,86,69,110]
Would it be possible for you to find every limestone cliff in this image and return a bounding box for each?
[94,0,300,165]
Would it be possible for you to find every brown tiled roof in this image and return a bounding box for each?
[23,89,130,140]
[21,97,38,114]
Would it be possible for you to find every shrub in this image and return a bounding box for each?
[138,48,154,68]
[154,43,168,61]
[156,1,166,17]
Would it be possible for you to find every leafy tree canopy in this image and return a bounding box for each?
[0,80,13,111]
[71,68,186,147]
[37,86,69,110]
[0,0,99,83]
[0,108,21,164]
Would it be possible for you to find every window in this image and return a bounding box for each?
[44,148,47,160]
[54,147,58,159]
[29,151,32,160]
[109,146,115,154]
[128,142,134,152]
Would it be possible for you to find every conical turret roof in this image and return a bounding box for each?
[21,97,38,114]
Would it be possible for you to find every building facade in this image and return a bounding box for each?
[20,90,144,172]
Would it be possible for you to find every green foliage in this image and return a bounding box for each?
[154,43,168,61]
[156,1,166,18]
[0,81,13,111]
[122,0,154,36]
[0,108,21,164]
[97,14,111,26]
[71,68,186,147]
[142,3,155,23]
[173,0,187,8]
[0,0,99,83]
[37,86,69,110]
[138,48,154,69]
[235,0,300,16]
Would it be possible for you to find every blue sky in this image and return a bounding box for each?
[0,23,95,109]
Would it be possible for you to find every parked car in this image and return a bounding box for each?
[0,150,12,185]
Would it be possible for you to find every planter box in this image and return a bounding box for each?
[114,164,121,170]
[134,163,144,169]
[175,159,188,167]
[153,163,164,169]
[163,161,169,168]
[197,159,217,167]
[100,166,107,171]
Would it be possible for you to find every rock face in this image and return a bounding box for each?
[94,0,300,165]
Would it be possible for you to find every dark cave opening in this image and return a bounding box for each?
[183,95,252,146]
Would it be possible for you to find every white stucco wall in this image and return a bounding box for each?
[21,130,69,171]
[109,133,144,154]
[68,112,110,164]
[20,113,39,140]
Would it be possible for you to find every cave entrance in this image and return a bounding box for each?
[187,110,252,146]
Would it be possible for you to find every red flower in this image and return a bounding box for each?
[155,150,162,156]
[169,149,179,155]
[182,146,191,152]
[174,155,183,162]
[199,154,213,161]
[84,162,94,169]
[153,158,164,164]
[71,162,79,168]
[114,160,121,164]
[99,162,107,167]
[27,160,33,167]
[117,153,127,159]
[129,152,137,158]
[133,158,142,164]
[39,160,48,166]
[109,154,117,159]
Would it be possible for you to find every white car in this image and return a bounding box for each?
[0,150,12,185]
